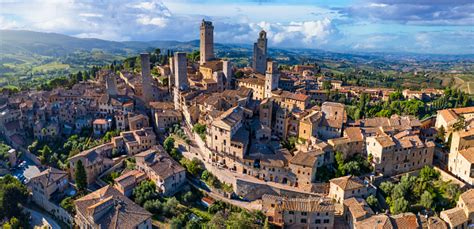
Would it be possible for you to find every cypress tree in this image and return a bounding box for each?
[75,160,87,192]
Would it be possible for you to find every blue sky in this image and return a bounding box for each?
[1,0,473,54]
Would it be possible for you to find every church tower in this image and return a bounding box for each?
[253,30,267,74]
[200,20,214,64]
[264,61,279,98]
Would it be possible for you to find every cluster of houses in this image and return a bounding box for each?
[0,18,472,229]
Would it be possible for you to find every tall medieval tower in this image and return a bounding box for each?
[264,61,280,98]
[253,30,267,74]
[200,20,214,64]
[140,53,154,104]
[105,73,118,96]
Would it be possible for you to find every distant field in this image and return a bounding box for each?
[32,62,70,72]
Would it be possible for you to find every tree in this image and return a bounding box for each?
[164,136,175,153]
[0,175,29,222]
[133,181,158,206]
[436,126,446,142]
[322,81,332,90]
[75,160,87,192]
[342,161,361,176]
[39,145,52,164]
[185,158,204,176]
[380,181,395,196]
[453,116,466,131]
[60,197,76,214]
[208,211,226,229]
[263,217,271,229]
[419,166,440,182]
[420,191,434,210]
[391,197,409,214]
[366,195,378,209]
[143,199,163,214]
[335,151,345,176]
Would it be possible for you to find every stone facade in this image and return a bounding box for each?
[262,194,335,228]
[200,20,214,64]
[253,30,267,74]
[366,132,435,177]
[135,147,187,196]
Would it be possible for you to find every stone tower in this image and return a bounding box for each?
[140,53,154,104]
[168,56,175,92]
[253,30,267,74]
[105,73,118,96]
[200,20,214,64]
[264,61,279,98]
[173,52,188,91]
[222,60,233,89]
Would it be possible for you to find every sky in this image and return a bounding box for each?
[0,0,473,54]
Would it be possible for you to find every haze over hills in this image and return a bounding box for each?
[1,30,473,93]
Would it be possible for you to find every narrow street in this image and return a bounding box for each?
[25,207,62,229]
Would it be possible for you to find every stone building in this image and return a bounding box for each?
[237,77,265,100]
[69,143,115,185]
[265,61,280,99]
[28,167,69,207]
[74,185,152,229]
[329,175,376,205]
[448,129,474,185]
[343,197,374,229]
[440,189,474,229]
[173,52,189,91]
[435,106,474,140]
[105,72,118,96]
[366,131,435,177]
[200,19,214,64]
[135,147,186,196]
[206,106,248,160]
[253,30,267,74]
[140,53,154,104]
[112,127,156,156]
[262,194,335,228]
[113,170,146,197]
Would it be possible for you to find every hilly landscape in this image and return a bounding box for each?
[1,30,473,93]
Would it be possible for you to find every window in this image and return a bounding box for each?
[289,211,294,215]
[301,212,307,216]
[315,219,321,224]
[324,219,330,224]
[301,219,307,223]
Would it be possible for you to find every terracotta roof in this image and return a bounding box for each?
[355,214,394,229]
[237,77,265,86]
[28,167,67,188]
[135,147,185,180]
[74,185,151,229]
[289,150,323,167]
[459,147,474,163]
[427,216,448,229]
[330,175,365,191]
[440,207,468,227]
[343,197,374,220]
[262,194,334,212]
[459,189,474,213]
[391,213,419,229]
[114,170,145,190]
[373,134,396,148]
[93,119,108,125]
[345,127,364,142]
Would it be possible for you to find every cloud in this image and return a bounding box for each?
[339,0,474,25]
[0,0,472,54]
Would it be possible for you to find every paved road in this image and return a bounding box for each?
[25,207,62,229]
